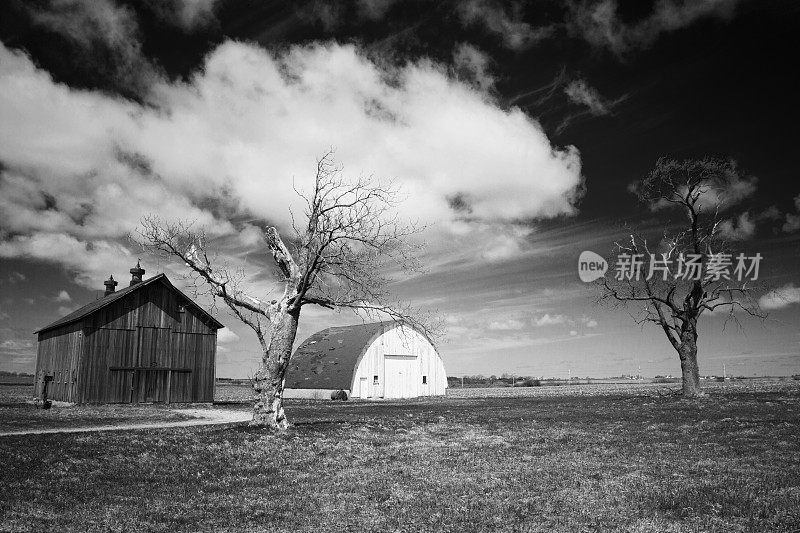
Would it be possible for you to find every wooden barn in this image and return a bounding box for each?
[285,322,447,400]
[33,262,223,404]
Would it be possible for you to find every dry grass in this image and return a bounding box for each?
[446,379,800,398]
[1,382,799,532]
[0,386,201,431]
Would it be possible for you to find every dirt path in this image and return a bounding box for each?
[0,408,251,437]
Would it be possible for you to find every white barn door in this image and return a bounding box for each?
[384,355,419,398]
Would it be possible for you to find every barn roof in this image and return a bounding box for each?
[285,322,393,391]
[34,273,224,334]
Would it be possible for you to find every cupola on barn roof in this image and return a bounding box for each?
[33,261,223,405]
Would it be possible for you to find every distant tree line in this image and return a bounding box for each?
[448,375,542,388]
[0,371,34,377]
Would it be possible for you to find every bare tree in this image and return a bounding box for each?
[135,150,431,428]
[598,158,766,397]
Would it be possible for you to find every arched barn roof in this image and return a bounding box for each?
[286,321,413,391]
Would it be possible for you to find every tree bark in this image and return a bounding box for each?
[678,320,703,397]
[251,307,300,428]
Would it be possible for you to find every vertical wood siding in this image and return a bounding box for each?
[34,322,83,402]
[37,279,219,404]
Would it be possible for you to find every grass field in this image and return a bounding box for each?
[0,386,203,431]
[1,381,799,532]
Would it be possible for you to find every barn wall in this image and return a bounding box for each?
[68,280,217,403]
[35,322,83,402]
[350,325,447,399]
[349,330,384,399]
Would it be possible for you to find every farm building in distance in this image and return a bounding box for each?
[285,322,447,400]
[34,262,223,404]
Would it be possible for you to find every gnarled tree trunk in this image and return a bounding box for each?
[251,307,300,428]
[678,320,702,397]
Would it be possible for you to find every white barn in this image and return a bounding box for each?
[284,322,447,400]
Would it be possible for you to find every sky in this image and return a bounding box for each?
[0,0,798,379]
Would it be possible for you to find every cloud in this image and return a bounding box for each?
[635,159,757,213]
[759,205,782,221]
[759,284,800,311]
[27,0,162,95]
[7,272,26,283]
[217,328,240,344]
[534,313,567,326]
[784,214,800,233]
[57,305,77,315]
[0,232,136,289]
[457,0,555,50]
[480,226,533,262]
[453,43,496,92]
[567,0,741,56]
[356,0,398,20]
[563,79,615,115]
[718,211,756,241]
[783,194,800,233]
[55,290,71,302]
[142,0,221,31]
[0,39,583,285]
[445,314,462,325]
[0,339,34,350]
[487,319,526,330]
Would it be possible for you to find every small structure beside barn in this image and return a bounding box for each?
[285,321,447,400]
[34,262,223,404]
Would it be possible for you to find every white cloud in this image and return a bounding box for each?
[28,1,219,91]
[457,0,555,50]
[784,214,800,233]
[758,205,781,221]
[0,39,584,285]
[534,313,567,326]
[453,43,495,92]
[718,211,756,241]
[28,0,160,94]
[8,272,26,283]
[0,233,135,288]
[488,319,526,330]
[568,0,741,56]
[356,0,398,20]
[445,314,462,325]
[57,305,77,315]
[564,79,613,115]
[146,0,220,30]
[0,339,34,350]
[55,290,71,302]
[759,284,800,311]
[482,234,523,262]
[477,224,535,262]
[217,328,240,344]
[783,194,800,233]
[638,160,756,213]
